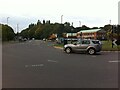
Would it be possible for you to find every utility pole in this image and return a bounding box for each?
[61,15,63,24]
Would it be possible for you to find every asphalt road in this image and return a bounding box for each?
[2,40,119,88]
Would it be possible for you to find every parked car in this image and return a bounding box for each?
[63,39,102,55]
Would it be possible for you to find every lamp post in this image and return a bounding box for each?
[71,22,74,43]
[7,17,10,25]
[61,15,63,24]
[71,28,74,44]
[17,23,19,33]
[79,21,81,27]
[109,20,111,25]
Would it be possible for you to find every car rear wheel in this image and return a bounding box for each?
[65,48,72,54]
[88,48,96,55]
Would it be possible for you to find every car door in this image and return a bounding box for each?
[72,40,82,51]
[79,40,90,51]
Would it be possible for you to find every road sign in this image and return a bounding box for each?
[113,40,120,46]
[115,40,120,45]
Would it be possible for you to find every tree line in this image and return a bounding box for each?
[1,20,120,41]
[20,20,93,40]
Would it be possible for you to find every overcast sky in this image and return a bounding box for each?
[0,0,119,33]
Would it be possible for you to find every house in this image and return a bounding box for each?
[63,33,77,38]
[77,29,106,40]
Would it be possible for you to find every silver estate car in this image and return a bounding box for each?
[64,39,102,55]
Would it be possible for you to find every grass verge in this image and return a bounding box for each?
[54,41,120,51]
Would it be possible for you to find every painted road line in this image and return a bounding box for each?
[108,61,120,63]
[92,56,97,58]
[48,60,58,63]
[25,65,29,67]
[25,64,44,68]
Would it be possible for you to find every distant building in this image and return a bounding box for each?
[49,34,57,40]
[77,29,107,40]
[63,33,77,38]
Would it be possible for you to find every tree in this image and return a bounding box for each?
[20,28,29,38]
[81,25,90,30]
[63,22,73,33]
[91,27,99,29]
[0,24,2,40]
[28,25,37,39]
[2,24,15,41]
[34,25,44,39]
[37,20,41,26]
[53,23,64,37]
[104,24,112,40]
[43,20,45,24]
[20,20,91,40]
[29,23,35,28]
[46,20,50,24]
[116,25,120,40]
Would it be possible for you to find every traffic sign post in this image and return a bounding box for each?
[112,39,120,46]
[112,39,117,46]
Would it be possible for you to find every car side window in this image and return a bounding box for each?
[82,40,90,44]
[76,40,82,44]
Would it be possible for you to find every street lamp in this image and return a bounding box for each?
[71,28,74,44]
[71,22,74,43]
[109,20,111,24]
[79,21,81,27]
[7,17,10,25]
[17,23,19,33]
[61,15,63,24]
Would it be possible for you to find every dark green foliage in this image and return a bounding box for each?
[1,24,15,41]
[103,24,120,40]
[20,28,29,38]
[20,20,92,40]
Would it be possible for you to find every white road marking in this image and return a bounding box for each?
[108,61,120,63]
[25,64,44,68]
[25,65,29,67]
[48,60,58,63]
[92,56,96,58]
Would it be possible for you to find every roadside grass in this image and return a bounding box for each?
[54,40,120,51]
[2,40,120,51]
[101,41,120,51]
[54,43,64,47]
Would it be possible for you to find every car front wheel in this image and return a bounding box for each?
[65,48,72,54]
[88,48,96,55]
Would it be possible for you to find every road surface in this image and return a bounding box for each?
[2,40,119,88]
